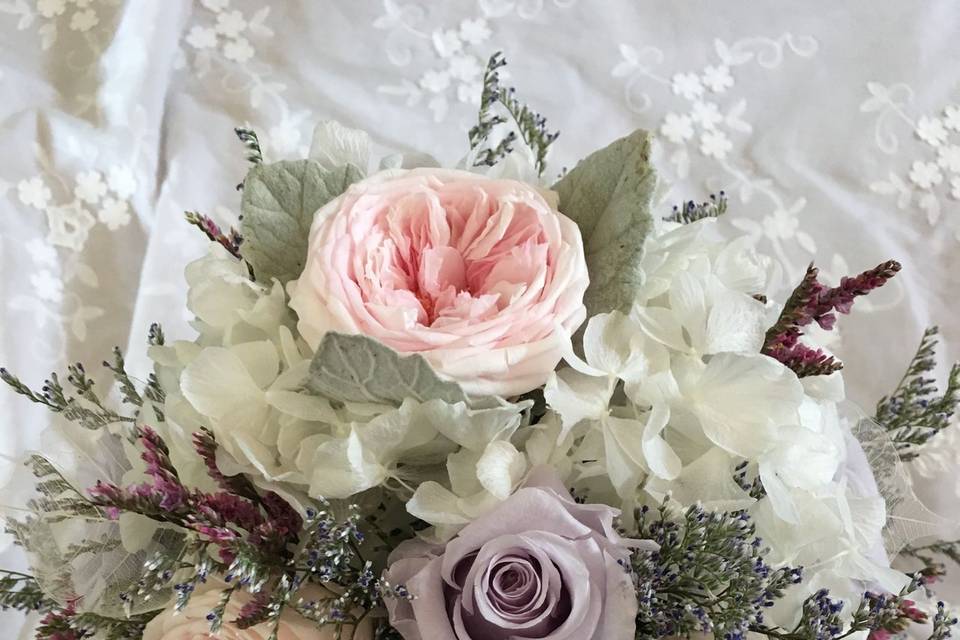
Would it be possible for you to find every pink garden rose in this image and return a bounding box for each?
[142,583,373,640]
[383,468,652,639]
[289,168,589,397]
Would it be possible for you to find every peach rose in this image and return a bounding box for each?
[289,168,589,397]
[142,584,373,640]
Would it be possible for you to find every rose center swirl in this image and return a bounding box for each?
[358,190,552,327]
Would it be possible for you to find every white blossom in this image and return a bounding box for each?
[691,101,723,130]
[69,9,98,32]
[700,129,733,159]
[26,238,58,267]
[215,9,247,37]
[915,115,948,147]
[670,72,704,100]
[909,160,943,189]
[702,64,734,92]
[660,113,694,143]
[98,197,131,230]
[431,29,462,58]
[448,54,482,82]
[186,25,218,50]
[420,69,451,93]
[74,170,107,204]
[936,144,960,174]
[458,18,491,45]
[30,270,63,303]
[37,0,66,18]
[223,37,254,63]
[944,104,960,131]
[17,177,52,209]
[107,165,137,199]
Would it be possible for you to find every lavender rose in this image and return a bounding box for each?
[384,468,653,639]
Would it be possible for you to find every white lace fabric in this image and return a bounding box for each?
[1,1,959,635]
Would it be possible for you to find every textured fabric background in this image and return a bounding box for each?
[1,1,958,635]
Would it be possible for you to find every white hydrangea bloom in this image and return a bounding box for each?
[149,245,533,536]
[534,217,906,625]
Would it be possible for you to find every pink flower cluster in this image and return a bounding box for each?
[762,260,901,377]
[88,427,301,563]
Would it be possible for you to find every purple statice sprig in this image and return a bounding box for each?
[34,600,86,640]
[184,210,244,262]
[752,574,955,640]
[30,595,158,640]
[762,260,901,378]
[664,191,729,224]
[227,500,403,640]
[88,426,299,563]
[628,502,802,640]
[192,428,261,503]
[89,427,398,640]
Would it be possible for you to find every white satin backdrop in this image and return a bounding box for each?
[1,1,959,635]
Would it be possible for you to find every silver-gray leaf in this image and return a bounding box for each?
[306,332,468,406]
[553,129,656,315]
[240,159,363,284]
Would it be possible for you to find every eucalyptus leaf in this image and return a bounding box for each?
[553,129,656,315]
[239,159,362,284]
[305,332,468,406]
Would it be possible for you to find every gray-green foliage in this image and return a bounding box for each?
[553,129,656,316]
[305,332,468,406]
[240,160,362,284]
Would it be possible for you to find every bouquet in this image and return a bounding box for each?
[2,52,960,640]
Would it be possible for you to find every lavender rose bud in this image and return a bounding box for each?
[384,467,654,639]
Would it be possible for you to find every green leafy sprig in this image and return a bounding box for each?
[184,210,244,261]
[629,502,801,640]
[875,327,960,460]
[902,539,960,582]
[468,51,559,176]
[664,191,729,224]
[751,575,948,640]
[0,364,134,431]
[1,330,174,433]
[235,127,263,165]
[930,601,960,640]
[0,570,52,613]
[102,347,142,407]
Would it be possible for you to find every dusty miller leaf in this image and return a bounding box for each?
[239,159,362,284]
[305,332,467,406]
[552,129,656,315]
